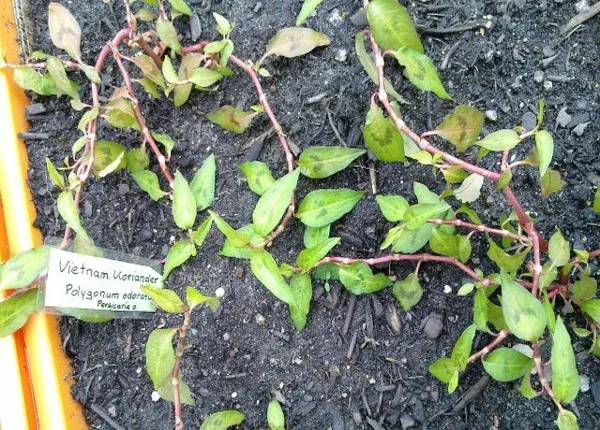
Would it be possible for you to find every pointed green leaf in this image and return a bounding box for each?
[157,373,194,405]
[78,107,98,131]
[219,224,262,259]
[297,189,365,228]
[145,328,177,388]
[289,273,312,331]
[382,223,432,254]
[45,157,65,189]
[429,228,458,258]
[191,217,212,248]
[500,270,547,342]
[549,230,570,267]
[552,317,580,403]
[213,13,232,37]
[535,130,554,177]
[303,225,330,248]
[186,286,219,311]
[131,55,165,88]
[172,171,197,230]
[48,2,81,60]
[156,17,181,54]
[253,169,299,236]
[267,398,285,430]
[298,146,366,179]
[189,68,223,87]
[540,168,564,198]
[482,347,531,382]
[487,239,528,273]
[403,202,450,230]
[442,166,469,184]
[296,238,340,273]
[207,106,257,134]
[0,289,41,338]
[557,410,579,430]
[366,0,423,53]
[376,195,409,222]
[200,410,245,430]
[389,47,450,100]
[250,249,294,304]
[477,129,520,151]
[413,182,440,204]
[57,191,90,242]
[210,211,251,248]
[239,161,275,195]
[339,262,392,295]
[473,288,489,331]
[265,27,330,59]
[46,56,79,99]
[162,240,195,280]
[457,235,472,263]
[594,187,600,213]
[141,285,185,313]
[0,246,50,291]
[496,169,512,190]
[92,140,127,172]
[435,105,484,153]
[392,273,423,311]
[167,0,193,16]
[363,105,405,162]
[573,274,597,305]
[581,299,600,324]
[296,0,324,25]
[126,148,150,173]
[190,154,216,211]
[451,324,477,370]
[130,170,168,201]
[428,357,458,384]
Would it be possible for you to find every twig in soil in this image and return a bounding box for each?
[90,404,126,430]
[342,294,357,336]
[347,328,359,360]
[171,309,192,430]
[366,417,385,430]
[451,375,490,414]
[326,107,348,147]
[441,40,462,70]
[416,19,491,36]
[368,161,377,194]
[560,2,600,35]
[17,132,50,140]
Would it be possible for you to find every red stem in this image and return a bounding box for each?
[428,218,529,243]
[468,329,510,363]
[172,309,191,430]
[533,342,564,411]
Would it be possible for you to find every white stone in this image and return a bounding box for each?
[443,285,452,294]
[215,287,225,298]
[581,374,590,393]
[151,391,161,402]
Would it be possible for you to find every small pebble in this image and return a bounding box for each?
[215,287,225,298]
[334,49,347,62]
[422,312,443,339]
[400,415,416,429]
[485,110,498,122]
[443,285,452,294]
[118,183,129,195]
[556,107,571,128]
[580,375,590,393]
[107,405,117,417]
[254,2,263,13]
[255,313,266,325]
[328,9,343,25]
[190,14,202,41]
[151,391,160,402]
[350,7,367,26]
[533,70,544,83]
[543,80,553,91]
[223,332,231,341]
[231,392,238,399]
[572,122,589,136]
[521,112,537,132]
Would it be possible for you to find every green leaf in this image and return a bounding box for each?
[354,33,406,103]
[520,361,540,399]
[157,373,194,405]
[376,195,409,222]
[413,182,440,204]
[219,224,263,259]
[289,273,312,331]
[0,246,50,291]
[557,410,579,430]
[0,289,41,338]
[213,13,232,37]
[253,170,299,236]
[131,55,165,88]
[451,324,477,370]
[172,171,197,230]
[145,328,177,388]
[189,68,223,87]
[500,270,547,342]
[581,299,600,324]
[552,317,580,403]
[339,262,392,295]
[303,225,330,248]
[97,151,125,178]
[210,211,251,248]
[535,130,554,177]
[57,191,90,242]
[13,67,59,96]
[442,166,469,184]
[366,0,423,53]
[250,249,294,304]
[173,54,202,106]
[297,189,365,228]
[363,105,405,162]
[390,48,450,100]
[207,106,257,134]
[150,132,176,158]
[298,146,366,179]
[78,107,98,131]
[92,140,127,173]
[167,0,193,16]
[477,129,520,151]
[186,286,219,312]
[46,56,79,99]
[48,2,82,60]
[457,283,475,296]
[540,169,564,198]
[543,291,556,333]
[240,161,275,195]
[482,347,531,382]
[429,228,458,258]
[131,170,168,201]
[162,240,195,280]
[156,17,181,54]
[45,157,65,189]
[267,398,285,430]
[296,238,340,273]
[190,154,216,211]
[382,223,432,254]
[296,0,324,25]
[403,202,450,230]
[200,410,245,430]
[573,274,597,305]
[428,357,458,384]
[162,56,178,83]
[496,169,512,190]
[435,105,484,153]
[487,239,528,274]
[594,188,600,213]
[456,204,482,225]
[549,230,570,267]
[457,235,472,263]
[265,27,330,59]
[473,288,489,331]
[454,173,484,203]
[126,148,150,173]
[141,285,185,313]
[103,99,138,129]
[191,217,213,248]
[392,273,423,311]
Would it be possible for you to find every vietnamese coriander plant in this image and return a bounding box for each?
[0,0,599,429]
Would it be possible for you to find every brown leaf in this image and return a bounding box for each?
[265,27,330,60]
[48,2,82,60]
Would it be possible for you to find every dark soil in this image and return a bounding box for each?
[23,0,600,429]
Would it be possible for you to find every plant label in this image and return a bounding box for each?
[44,248,162,313]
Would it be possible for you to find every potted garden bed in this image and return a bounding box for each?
[1,0,600,429]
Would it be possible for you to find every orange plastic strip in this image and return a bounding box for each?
[0,1,87,429]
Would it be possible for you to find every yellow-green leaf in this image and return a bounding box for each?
[540,168,564,198]
[551,317,580,403]
[0,289,41,338]
[477,129,520,152]
[435,105,483,153]
[339,262,392,295]
[172,171,197,230]
[0,246,50,291]
[156,17,181,54]
[363,105,406,162]
[296,238,340,273]
[267,398,285,430]
[45,157,65,189]
[298,146,366,179]
[253,170,299,237]
[250,249,294,304]
[57,191,90,242]
[200,410,245,430]
[296,0,324,26]
[207,105,258,134]
[366,0,423,53]
[239,161,275,195]
[145,328,177,388]
[191,217,212,248]
[130,170,168,201]
[376,195,409,222]
[209,211,251,248]
[141,285,185,313]
[162,240,195,280]
[189,68,223,87]
[535,130,554,177]
[186,286,219,311]
[392,273,423,311]
[289,273,312,331]
[297,189,365,228]
[482,347,531,382]
[190,154,216,211]
[403,202,450,230]
[548,230,570,267]
[451,324,477,370]
[390,47,450,100]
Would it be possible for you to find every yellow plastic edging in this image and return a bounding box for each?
[0,1,87,429]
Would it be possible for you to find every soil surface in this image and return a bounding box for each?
[22,0,600,429]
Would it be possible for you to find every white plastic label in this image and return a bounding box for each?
[44,248,162,312]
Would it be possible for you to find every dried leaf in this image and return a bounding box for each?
[265,27,330,60]
[48,2,82,60]
[206,106,258,134]
[435,105,484,153]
